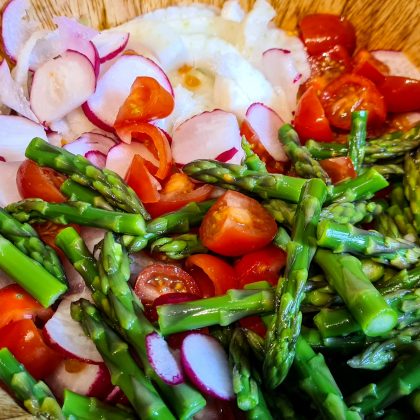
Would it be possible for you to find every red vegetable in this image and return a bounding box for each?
[378,76,420,113]
[320,157,357,184]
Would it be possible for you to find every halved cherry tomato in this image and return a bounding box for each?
[299,14,356,56]
[114,76,174,125]
[125,154,161,203]
[319,157,357,184]
[17,159,66,202]
[321,74,387,130]
[115,122,172,179]
[0,319,62,379]
[293,87,334,143]
[33,222,80,256]
[146,173,213,218]
[378,76,420,113]
[234,244,287,287]
[199,191,278,257]
[239,316,267,337]
[134,263,201,305]
[185,254,237,295]
[0,284,52,330]
[352,50,388,85]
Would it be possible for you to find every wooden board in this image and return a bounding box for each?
[0,0,418,417]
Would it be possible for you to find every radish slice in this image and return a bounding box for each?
[245,103,287,161]
[146,332,184,385]
[0,270,14,289]
[0,60,38,121]
[171,110,244,165]
[92,31,130,63]
[1,0,38,61]
[80,227,107,254]
[105,386,130,406]
[45,360,112,401]
[0,161,22,207]
[0,115,46,161]
[85,151,106,168]
[83,54,173,131]
[62,259,87,294]
[181,333,234,400]
[371,50,420,79]
[262,48,303,111]
[30,50,96,124]
[44,295,103,364]
[106,141,159,178]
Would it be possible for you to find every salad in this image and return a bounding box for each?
[0,0,419,419]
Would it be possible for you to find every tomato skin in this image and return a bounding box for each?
[134,263,201,305]
[239,316,267,337]
[319,157,357,184]
[33,222,80,256]
[0,319,62,379]
[200,191,278,257]
[321,74,387,130]
[234,245,287,287]
[0,284,52,330]
[352,50,388,85]
[17,159,66,202]
[378,76,420,113]
[299,14,356,56]
[293,87,334,143]
[186,254,237,295]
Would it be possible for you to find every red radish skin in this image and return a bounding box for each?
[245,103,287,162]
[146,332,184,385]
[30,50,96,124]
[215,147,239,163]
[92,31,130,63]
[171,110,244,165]
[181,333,234,401]
[83,54,173,131]
[105,386,130,406]
[85,150,107,168]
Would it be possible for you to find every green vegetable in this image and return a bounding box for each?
[348,110,368,174]
[241,136,267,172]
[150,233,207,259]
[403,148,420,233]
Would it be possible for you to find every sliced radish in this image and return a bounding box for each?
[105,386,130,406]
[0,270,14,289]
[171,110,244,165]
[44,295,103,364]
[146,332,184,385]
[245,103,287,161]
[0,115,46,161]
[181,333,233,401]
[1,0,38,61]
[45,360,112,401]
[85,151,106,168]
[62,259,88,294]
[106,141,159,178]
[30,50,96,124]
[215,147,239,163]
[262,48,303,111]
[0,161,21,207]
[83,54,173,131]
[80,227,107,254]
[371,50,420,79]
[92,31,129,63]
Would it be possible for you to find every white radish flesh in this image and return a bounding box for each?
[92,31,130,63]
[245,102,287,161]
[83,54,173,131]
[171,110,244,165]
[30,50,96,124]
[0,161,21,207]
[181,333,234,401]
[371,50,420,80]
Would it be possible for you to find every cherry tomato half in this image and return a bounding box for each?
[352,50,388,85]
[199,191,278,257]
[33,222,80,256]
[378,76,420,113]
[319,157,357,184]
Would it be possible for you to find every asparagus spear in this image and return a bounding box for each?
[0,208,66,284]
[403,148,420,233]
[376,265,420,294]
[241,136,267,172]
[0,233,67,307]
[372,248,420,269]
[347,352,420,415]
[273,226,291,251]
[71,299,175,420]
[6,199,146,236]
[314,249,398,336]
[25,137,150,218]
[348,111,368,174]
[264,179,328,388]
[376,213,402,239]
[150,233,207,259]
[370,164,404,178]
[62,389,135,420]
[278,124,331,184]
[0,348,63,419]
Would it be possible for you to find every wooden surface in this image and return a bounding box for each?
[0,0,419,417]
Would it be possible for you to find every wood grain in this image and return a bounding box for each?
[0,0,418,417]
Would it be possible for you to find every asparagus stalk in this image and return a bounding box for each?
[25,137,150,219]
[348,110,368,174]
[0,208,66,284]
[370,164,404,178]
[150,234,207,259]
[62,389,135,420]
[376,213,402,239]
[278,124,331,184]
[0,348,63,419]
[372,248,420,269]
[6,199,146,236]
[376,265,420,294]
[305,140,348,160]
[347,352,420,415]
[403,148,420,233]
[241,136,267,172]
[71,299,175,420]
[264,179,328,388]
[0,233,67,307]
[314,249,398,336]
[273,226,291,251]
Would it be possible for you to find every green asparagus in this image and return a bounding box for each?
[376,265,420,294]
[348,110,368,174]
[150,233,207,259]
[241,136,267,172]
[403,148,420,233]
[370,164,405,178]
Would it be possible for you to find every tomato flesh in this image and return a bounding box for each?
[352,50,388,85]
[199,191,278,257]
[378,76,420,113]
[319,157,357,184]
